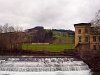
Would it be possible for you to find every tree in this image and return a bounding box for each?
[44,30,53,43]
[3,23,9,33]
[0,24,25,50]
[0,25,3,49]
[91,9,100,34]
[33,29,46,43]
[91,9,100,26]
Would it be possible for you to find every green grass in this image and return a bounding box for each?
[22,44,75,52]
[53,31,69,38]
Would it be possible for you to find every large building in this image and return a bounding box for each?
[74,23,100,51]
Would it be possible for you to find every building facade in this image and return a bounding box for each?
[74,23,100,50]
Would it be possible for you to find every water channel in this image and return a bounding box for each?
[0,56,99,75]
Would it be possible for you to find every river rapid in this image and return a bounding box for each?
[0,56,95,75]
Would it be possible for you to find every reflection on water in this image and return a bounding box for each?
[0,56,92,75]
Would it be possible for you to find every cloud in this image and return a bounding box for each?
[0,0,99,30]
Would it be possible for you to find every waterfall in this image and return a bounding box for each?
[0,56,91,75]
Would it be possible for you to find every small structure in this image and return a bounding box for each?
[74,23,100,51]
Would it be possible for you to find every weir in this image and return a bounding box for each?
[0,56,91,75]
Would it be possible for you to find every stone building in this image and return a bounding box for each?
[74,23,100,51]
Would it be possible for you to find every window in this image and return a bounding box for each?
[85,29,88,33]
[93,36,96,42]
[79,36,81,42]
[93,45,96,50]
[96,45,100,50]
[99,45,100,50]
[99,36,100,42]
[78,29,81,34]
[85,37,89,42]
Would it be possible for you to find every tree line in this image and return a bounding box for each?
[26,28,53,43]
[0,24,25,50]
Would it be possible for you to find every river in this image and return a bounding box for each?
[0,56,99,75]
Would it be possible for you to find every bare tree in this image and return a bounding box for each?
[90,9,100,34]
[8,26,15,32]
[0,23,26,52]
[3,23,9,33]
[0,25,3,33]
[0,25,3,49]
[91,9,100,26]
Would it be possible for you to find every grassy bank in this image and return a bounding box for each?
[22,44,75,52]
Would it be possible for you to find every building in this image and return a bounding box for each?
[74,23,100,51]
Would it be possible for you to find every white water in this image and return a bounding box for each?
[0,56,91,75]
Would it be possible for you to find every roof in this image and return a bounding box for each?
[74,23,91,27]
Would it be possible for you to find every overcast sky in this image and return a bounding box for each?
[0,0,100,30]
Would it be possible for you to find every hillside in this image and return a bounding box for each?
[25,27,75,44]
[52,29,75,44]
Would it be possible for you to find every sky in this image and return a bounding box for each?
[0,0,100,30]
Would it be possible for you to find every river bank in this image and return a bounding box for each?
[93,72,100,75]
